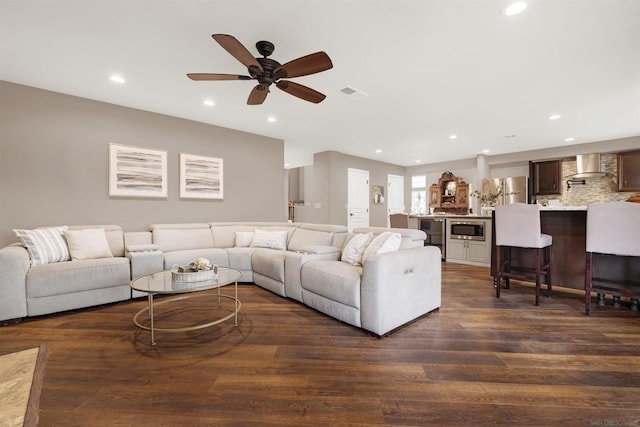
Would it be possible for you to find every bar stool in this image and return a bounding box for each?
[389,213,409,228]
[495,203,552,305]
[585,201,640,315]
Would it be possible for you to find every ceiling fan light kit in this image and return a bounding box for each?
[187,34,333,105]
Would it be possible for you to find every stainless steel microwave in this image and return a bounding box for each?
[450,220,485,241]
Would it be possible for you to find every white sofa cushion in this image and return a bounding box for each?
[341,232,373,266]
[362,232,402,263]
[151,223,213,252]
[226,247,255,271]
[301,260,362,308]
[26,257,130,298]
[251,230,288,250]
[288,228,333,252]
[234,231,254,248]
[13,226,70,266]
[252,249,286,283]
[64,228,114,260]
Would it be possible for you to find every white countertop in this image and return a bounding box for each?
[539,205,587,211]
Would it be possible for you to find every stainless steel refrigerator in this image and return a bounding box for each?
[481,176,528,205]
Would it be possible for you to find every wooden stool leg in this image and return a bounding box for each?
[495,245,501,298]
[534,248,541,306]
[546,245,552,297]
[504,247,511,289]
[585,252,592,315]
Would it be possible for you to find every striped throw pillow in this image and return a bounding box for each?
[13,226,71,266]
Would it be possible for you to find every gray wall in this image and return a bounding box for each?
[293,151,406,227]
[0,81,285,247]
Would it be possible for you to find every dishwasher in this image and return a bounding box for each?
[419,218,446,260]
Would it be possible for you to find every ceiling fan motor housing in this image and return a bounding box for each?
[254,57,281,85]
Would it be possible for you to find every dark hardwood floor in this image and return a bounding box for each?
[1,263,639,426]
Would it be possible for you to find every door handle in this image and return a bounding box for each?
[349,213,355,216]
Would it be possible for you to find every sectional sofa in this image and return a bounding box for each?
[0,222,442,336]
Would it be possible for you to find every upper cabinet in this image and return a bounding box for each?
[618,150,640,191]
[530,160,562,196]
[429,171,469,214]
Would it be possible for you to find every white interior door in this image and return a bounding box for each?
[347,168,370,232]
[387,174,405,226]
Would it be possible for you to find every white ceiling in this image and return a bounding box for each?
[1,0,639,168]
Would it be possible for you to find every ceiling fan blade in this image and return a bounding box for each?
[212,34,263,73]
[247,85,269,105]
[187,73,252,81]
[276,80,326,104]
[274,51,333,79]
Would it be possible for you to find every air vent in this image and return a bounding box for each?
[339,86,369,100]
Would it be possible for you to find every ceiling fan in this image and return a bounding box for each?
[187,34,333,105]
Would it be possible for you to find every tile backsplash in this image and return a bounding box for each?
[545,154,636,206]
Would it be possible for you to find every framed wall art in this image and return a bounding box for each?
[109,144,167,198]
[179,153,224,199]
[372,185,385,204]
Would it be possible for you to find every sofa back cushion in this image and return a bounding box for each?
[288,228,334,252]
[151,223,213,252]
[209,223,297,248]
[212,225,260,248]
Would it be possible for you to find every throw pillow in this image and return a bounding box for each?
[251,229,288,250]
[341,232,374,266]
[13,226,71,266]
[235,231,255,248]
[64,228,114,260]
[362,232,402,263]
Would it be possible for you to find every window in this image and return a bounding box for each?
[411,175,427,214]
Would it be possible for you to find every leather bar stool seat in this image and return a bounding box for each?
[585,201,640,315]
[494,203,552,306]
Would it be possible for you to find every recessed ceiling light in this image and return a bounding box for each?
[109,75,125,84]
[203,100,215,106]
[504,1,527,16]
[482,149,491,154]
[449,134,458,140]
[375,149,382,154]
[564,137,575,142]
[549,114,562,120]
[415,160,421,163]
[267,116,277,123]
[284,163,290,167]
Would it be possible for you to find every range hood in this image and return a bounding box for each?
[572,154,606,178]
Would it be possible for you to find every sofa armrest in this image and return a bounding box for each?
[0,245,30,321]
[360,246,441,336]
[284,249,342,302]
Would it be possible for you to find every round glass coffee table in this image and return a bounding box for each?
[130,268,241,345]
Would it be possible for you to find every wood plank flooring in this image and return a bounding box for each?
[1,263,639,426]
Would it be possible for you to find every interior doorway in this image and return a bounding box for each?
[347,168,370,232]
[387,174,405,226]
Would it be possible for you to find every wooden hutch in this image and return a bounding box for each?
[429,171,469,215]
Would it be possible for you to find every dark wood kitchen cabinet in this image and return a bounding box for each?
[530,160,562,196]
[618,150,640,191]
